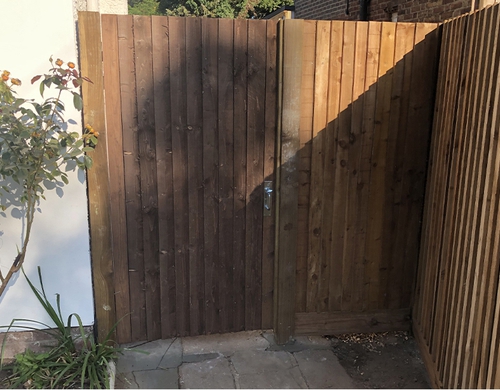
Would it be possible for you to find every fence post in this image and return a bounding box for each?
[78,11,116,342]
[274,19,303,345]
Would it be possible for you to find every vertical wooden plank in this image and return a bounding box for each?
[380,22,413,310]
[403,23,440,341]
[454,8,493,387]
[134,15,161,341]
[151,16,176,338]
[436,16,473,378]
[201,17,219,334]
[295,20,316,314]
[467,8,500,387]
[337,21,358,312]
[117,14,147,342]
[346,21,369,311]
[431,18,466,372]
[366,22,396,310]
[185,17,205,336]
[321,20,342,313]
[217,18,234,333]
[245,19,266,329]
[274,18,303,344]
[233,19,247,332]
[307,20,329,313]
[360,21,381,311]
[169,16,190,337]
[442,13,480,386]
[78,11,116,341]
[101,14,131,343]
[262,20,277,329]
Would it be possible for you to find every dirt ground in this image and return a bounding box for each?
[329,331,431,389]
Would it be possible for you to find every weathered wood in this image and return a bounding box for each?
[169,16,190,337]
[262,21,278,330]
[101,13,131,343]
[151,16,177,339]
[274,19,303,344]
[306,20,330,313]
[201,17,219,335]
[295,309,411,336]
[134,15,161,341]
[116,15,146,342]
[295,20,316,314]
[245,20,266,330]
[414,5,500,388]
[78,11,116,342]
[232,18,248,332]
[186,17,205,336]
[217,18,235,333]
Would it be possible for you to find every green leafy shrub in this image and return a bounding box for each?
[0,267,123,389]
[0,58,97,297]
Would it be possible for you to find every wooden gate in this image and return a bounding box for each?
[79,12,277,343]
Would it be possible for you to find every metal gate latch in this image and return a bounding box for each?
[264,181,273,216]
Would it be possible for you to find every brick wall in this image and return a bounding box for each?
[295,0,475,22]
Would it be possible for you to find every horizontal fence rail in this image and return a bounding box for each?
[414,4,500,388]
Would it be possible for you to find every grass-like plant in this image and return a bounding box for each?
[0,267,123,389]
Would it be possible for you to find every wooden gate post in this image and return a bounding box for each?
[274,19,303,345]
[78,11,116,342]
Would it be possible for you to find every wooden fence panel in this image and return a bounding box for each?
[96,14,278,343]
[284,20,440,335]
[414,4,500,388]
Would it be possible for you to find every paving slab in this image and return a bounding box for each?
[115,371,139,389]
[158,337,183,369]
[238,367,307,389]
[117,339,175,373]
[182,330,269,356]
[231,349,295,374]
[294,349,356,389]
[179,355,235,389]
[134,369,178,389]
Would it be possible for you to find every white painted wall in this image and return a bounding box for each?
[0,0,95,329]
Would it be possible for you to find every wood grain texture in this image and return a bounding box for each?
[78,11,116,342]
[414,5,500,388]
[101,13,131,343]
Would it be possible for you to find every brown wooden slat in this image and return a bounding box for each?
[78,11,116,342]
[133,15,161,341]
[262,21,277,330]
[365,22,396,310]
[295,20,316,314]
[360,22,381,311]
[169,16,190,337]
[101,13,131,343]
[186,17,205,336]
[306,20,330,313]
[117,14,147,342]
[232,19,248,332]
[295,309,411,336]
[151,16,176,339]
[345,21,368,312]
[201,17,220,335]
[217,18,235,334]
[245,20,266,330]
[321,21,342,313]
[274,18,303,344]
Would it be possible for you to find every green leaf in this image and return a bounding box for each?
[84,155,93,169]
[72,92,83,111]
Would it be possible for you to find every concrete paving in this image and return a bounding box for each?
[115,330,355,389]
